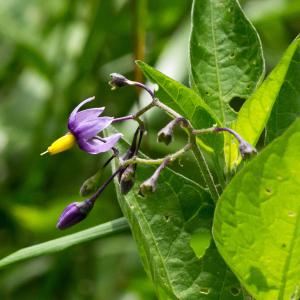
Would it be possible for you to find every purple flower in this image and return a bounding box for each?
[41,97,122,155]
[57,200,94,230]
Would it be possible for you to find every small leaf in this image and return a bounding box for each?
[214,118,300,299]
[226,36,300,169]
[190,0,264,124]
[0,217,129,269]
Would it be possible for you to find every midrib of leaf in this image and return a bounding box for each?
[209,0,225,125]
[132,194,174,293]
[278,206,300,299]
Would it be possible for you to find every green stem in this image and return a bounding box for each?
[190,135,220,202]
[110,77,222,201]
[154,98,183,119]
[123,144,191,167]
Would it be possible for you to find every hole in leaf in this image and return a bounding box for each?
[230,52,235,58]
[277,175,283,181]
[230,286,241,296]
[265,188,273,195]
[199,287,210,295]
[288,211,296,218]
[229,96,246,113]
[205,91,210,96]
[164,215,170,222]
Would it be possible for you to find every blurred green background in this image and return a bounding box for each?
[0,0,299,299]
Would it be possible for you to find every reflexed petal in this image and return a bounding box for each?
[73,117,113,140]
[78,133,122,154]
[68,97,95,129]
[75,107,105,124]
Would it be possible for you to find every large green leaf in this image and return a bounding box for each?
[111,131,243,300]
[190,0,264,124]
[227,36,300,169]
[0,218,129,269]
[213,118,300,300]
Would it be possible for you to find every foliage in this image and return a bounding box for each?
[1,0,300,300]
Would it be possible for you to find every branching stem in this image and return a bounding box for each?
[122,143,191,167]
[110,75,223,202]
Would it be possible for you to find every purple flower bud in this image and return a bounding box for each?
[56,200,94,230]
[109,73,134,89]
[239,141,257,158]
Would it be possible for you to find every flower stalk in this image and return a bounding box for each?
[193,127,257,158]
[139,158,170,197]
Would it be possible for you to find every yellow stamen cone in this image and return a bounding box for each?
[44,133,76,155]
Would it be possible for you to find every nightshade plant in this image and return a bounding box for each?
[1,0,300,299]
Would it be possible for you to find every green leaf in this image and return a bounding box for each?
[0,217,129,269]
[213,118,300,300]
[227,36,300,169]
[190,0,264,124]
[111,130,243,300]
[266,37,300,144]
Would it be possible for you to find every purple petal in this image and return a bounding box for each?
[73,117,113,140]
[68,97,96,129]
[75,107,105,124]
[78,133,122,154]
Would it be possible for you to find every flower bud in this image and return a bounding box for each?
[239,141,257,158]
[157,118,186,145]
[120,164,136,195]
[109,73,133,90]
[56,200,94,230]
[139,178,156,197]
[157,126,173,145]
[80,170,102,196]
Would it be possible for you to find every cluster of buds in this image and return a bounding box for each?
[41,73,257,230]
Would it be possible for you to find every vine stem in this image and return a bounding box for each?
[122,143,191,167]
[152,99,220,202]
[189,135,220,202]
[110,76,221,202]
